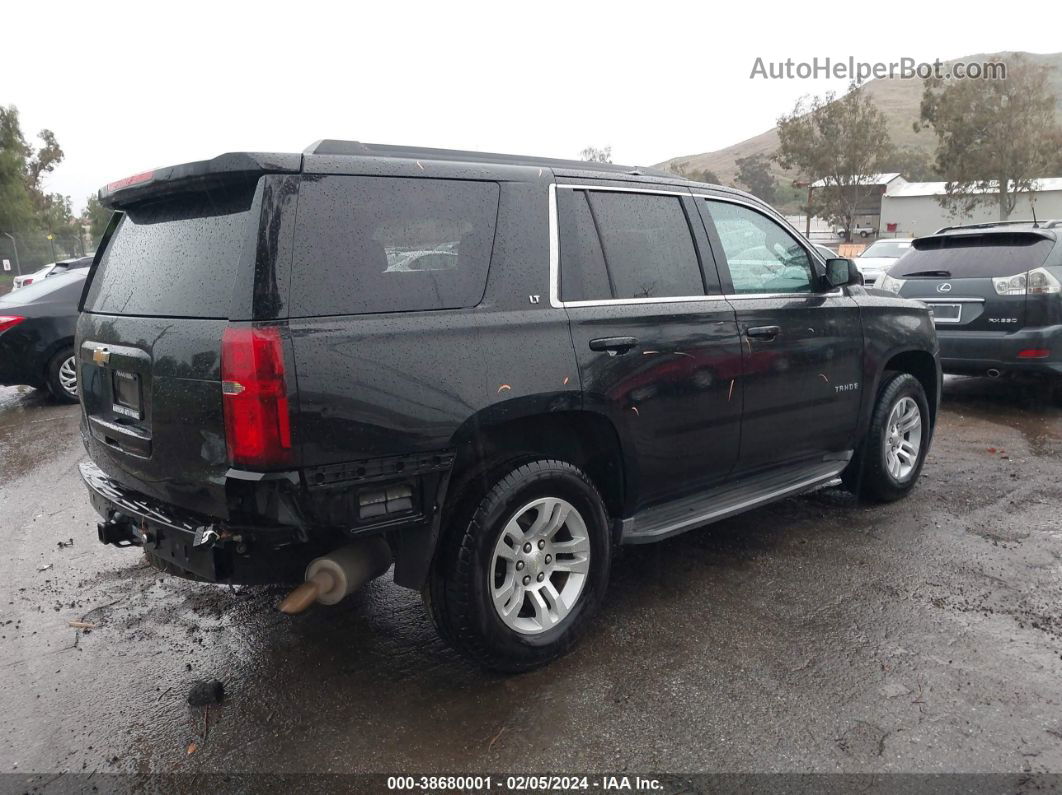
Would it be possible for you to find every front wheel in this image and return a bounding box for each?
[843,372,931,502]
[426,459,612,672]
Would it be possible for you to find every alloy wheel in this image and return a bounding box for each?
[490,497,591,635]
[884,396,922,481]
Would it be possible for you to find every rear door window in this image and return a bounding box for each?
[557,189,612,301]
[84,184,255,318]
[290,176,499,316]
[586,191,704,299]
[891,233,1054,278]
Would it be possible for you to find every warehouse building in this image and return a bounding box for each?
[880,178,1062,238]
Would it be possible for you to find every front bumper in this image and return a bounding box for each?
[937,325,1062,377]
[79,460,318,583]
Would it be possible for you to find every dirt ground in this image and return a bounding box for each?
[1,376,1060,777]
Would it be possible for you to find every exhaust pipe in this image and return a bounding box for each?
[986,368,1002,379]
[278,537,393,615]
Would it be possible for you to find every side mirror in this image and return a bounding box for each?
[825,257,863,288]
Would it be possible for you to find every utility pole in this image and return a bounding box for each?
[2,232,21,276]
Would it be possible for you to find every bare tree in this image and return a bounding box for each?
[579,145,612,164]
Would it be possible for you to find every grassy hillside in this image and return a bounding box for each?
[658,51,1062,206]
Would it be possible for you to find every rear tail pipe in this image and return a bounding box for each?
[987,368,1002,379]
[278,537,393,615]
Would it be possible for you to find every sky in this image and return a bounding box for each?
[3,0,1060,214]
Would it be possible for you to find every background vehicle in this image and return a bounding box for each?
[834,224,876,239]
[0,269,85,402]
[815,244,839,259]
[879,222,1062,390]
[78,143,940,671]
[856,238,913,286]
[11,255,93,290]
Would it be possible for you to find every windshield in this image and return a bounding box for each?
[860,240,912,258]
[1,270,85,305]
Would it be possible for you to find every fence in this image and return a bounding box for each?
[0,228,91,276]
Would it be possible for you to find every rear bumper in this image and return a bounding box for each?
[79,460,320,584]
[937,325,1062,377]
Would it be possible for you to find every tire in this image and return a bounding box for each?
[843,372,930,502]
[45,348,79,404]
[859,230,870,238]
[426,459,612,672]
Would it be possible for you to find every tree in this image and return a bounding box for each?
[884,146,937,182]
[917,56,1060,221]
[83,195,112,244]
[0,105,36,235]
[775,83,893,241]
[579,145,612,164]
[734,154,776,203]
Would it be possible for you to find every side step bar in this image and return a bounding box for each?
[621,459,848,544]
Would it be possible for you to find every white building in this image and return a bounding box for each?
[880,178,1062,238]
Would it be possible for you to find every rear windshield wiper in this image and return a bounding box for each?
[902,269,952,278]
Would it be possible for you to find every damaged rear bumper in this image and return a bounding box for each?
[79,460,319,584]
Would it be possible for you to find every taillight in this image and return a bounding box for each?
[993,267,1062,296]
[1017,348,1051,359]
[221,326,293,470]
[0,316,25,334]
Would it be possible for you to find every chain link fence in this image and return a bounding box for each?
[0,227,91,280]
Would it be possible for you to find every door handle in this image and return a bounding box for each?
[589,336,638,355]
[745,325,781,341]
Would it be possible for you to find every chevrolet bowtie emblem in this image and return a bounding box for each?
[92,346,110,365]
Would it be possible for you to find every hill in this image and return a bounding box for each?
[656,51,1062,207]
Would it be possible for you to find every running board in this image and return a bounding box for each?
[621,460,848,544]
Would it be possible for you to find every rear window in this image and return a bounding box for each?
[860,240,911,258]
[891,233,1054,278]
[290,176,499,316]
[84,184,255,317]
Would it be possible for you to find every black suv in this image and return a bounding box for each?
[77,142,940,670]
[879,222,1062,389]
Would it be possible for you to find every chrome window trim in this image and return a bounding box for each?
[548,183,842,308]
[917,297,985,303]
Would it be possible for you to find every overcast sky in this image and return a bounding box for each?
[4,0,1059,213]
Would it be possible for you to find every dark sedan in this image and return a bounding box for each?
[0,269,86,403]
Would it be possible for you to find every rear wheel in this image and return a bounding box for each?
[46,348,78,404]
[426,459,611,672]
[843,372,930,502]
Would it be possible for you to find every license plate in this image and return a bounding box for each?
[112,370,142,419]
[929,303,962,323]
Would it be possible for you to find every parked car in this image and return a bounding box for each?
[835,224,876,239]
[12,263,56,290]
[878,221,1061,390]
[11,256,93,290]
[856,238,914,286]
[77,143,940,671]
[0,269,86,402]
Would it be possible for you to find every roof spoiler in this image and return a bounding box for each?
[914,228,1055,248]
[99,152,303,209]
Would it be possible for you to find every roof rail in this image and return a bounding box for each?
[304,139,672,177]
[932,219,1060,234]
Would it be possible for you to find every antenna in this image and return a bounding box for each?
[1031,202,1039,228]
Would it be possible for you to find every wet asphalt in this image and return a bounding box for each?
[1,377,1060,776]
